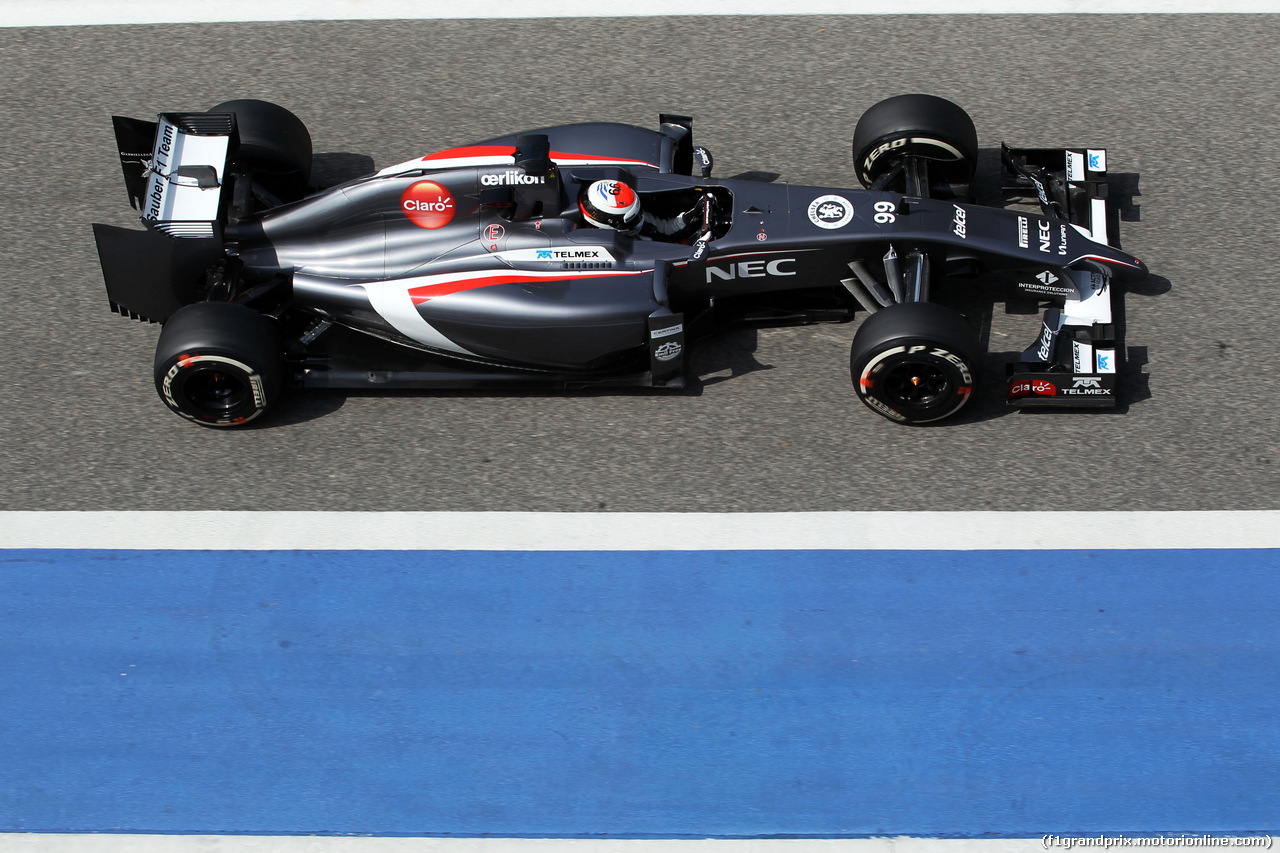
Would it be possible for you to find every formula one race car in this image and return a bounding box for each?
[93,95,1147,426]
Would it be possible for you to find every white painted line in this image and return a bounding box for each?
[2,511,1277,551]
[2,0,1279,25]
[0,836,1118,852]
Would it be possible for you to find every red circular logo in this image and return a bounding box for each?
[401,181,456,229]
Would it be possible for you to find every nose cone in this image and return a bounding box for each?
[1129,255,1150,281]
[1101,250,1148,283]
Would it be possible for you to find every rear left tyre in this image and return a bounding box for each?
[154,301,284,427]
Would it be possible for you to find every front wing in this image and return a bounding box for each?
[1000,144,1135,409]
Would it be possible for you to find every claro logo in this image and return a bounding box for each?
[401,180,456,229]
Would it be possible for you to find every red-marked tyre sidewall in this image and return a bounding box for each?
[854,343,976,424]
[849,302,982,425]
[154,302,284,427]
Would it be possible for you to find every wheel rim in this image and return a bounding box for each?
[181,365,251,416]
[881,360,953,409]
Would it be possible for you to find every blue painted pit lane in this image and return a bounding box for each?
[1,546,1275,837]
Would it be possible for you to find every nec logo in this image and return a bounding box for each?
[706,257,796,283]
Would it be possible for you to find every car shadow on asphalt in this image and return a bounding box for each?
[262,326,775,426]
[309,153,378,189]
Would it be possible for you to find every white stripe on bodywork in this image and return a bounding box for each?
[363,278,479,354]
[0,835,1188,852]
[377,154,659,178]
[364,268,645,352]
[550,156,658,168]
[377,155,515,176]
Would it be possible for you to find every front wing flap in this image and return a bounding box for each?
[1005,253,1121,410]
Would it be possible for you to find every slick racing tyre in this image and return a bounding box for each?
[851,94,979,189]
[849,301,982,425]
[154,302,285,427]
[208,99,312,202]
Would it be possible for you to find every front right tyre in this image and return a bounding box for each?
[849,301,982,425]
[851,93,979,189]
[154,302,284,427]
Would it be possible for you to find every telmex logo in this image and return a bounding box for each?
[401,180,456,229]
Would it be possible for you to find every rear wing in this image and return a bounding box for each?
[94,112,237,323]
[110,111,238,238]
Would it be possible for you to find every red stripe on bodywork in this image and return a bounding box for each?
[408,270,646,305]
[420,146,516,162]
[1078,253,1141,269]
[418,145,655,168]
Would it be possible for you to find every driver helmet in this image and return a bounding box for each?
[579,179,642,232]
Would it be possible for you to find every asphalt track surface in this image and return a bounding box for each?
[2,16,1279,512]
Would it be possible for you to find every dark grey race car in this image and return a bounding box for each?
[93,94,1148,427]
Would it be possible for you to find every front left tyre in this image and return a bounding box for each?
[153,301,284,427]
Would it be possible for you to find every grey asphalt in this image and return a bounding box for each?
[1,15,1276,511]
